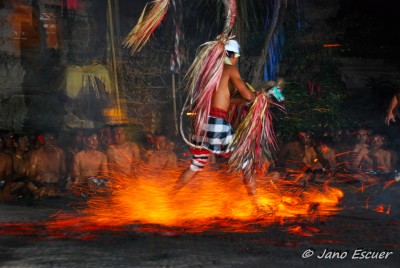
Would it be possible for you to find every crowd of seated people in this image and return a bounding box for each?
[274,128,399,185]
[273,131,336,186]
[1,124,399,202]
[0,126,178,202]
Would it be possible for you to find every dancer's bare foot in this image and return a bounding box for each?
[172,168,197,193]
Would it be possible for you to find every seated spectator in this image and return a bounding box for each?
[315,135,337,172]
[341,129,384,183]
[26,130,67,198]
[368,134,392,174]
[277,131,323,185]
[348,129,373,173]
[332,129,353,169]
[309,134,338,183]
[12,134,31,175]
[7,134,32,198]
[147,135,178,170]
[70,130,108,193]
[278,131,319,169]
[106,124,141,178]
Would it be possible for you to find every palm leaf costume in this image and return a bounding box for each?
[123,0,283,174]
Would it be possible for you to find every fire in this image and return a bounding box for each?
[0,165,344,238]
[60,165,343,230]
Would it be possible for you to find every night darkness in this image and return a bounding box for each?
[334,0,400,63]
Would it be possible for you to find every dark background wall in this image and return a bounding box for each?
[1,0,399,141]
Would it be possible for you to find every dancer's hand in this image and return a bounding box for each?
[385,112,395,125]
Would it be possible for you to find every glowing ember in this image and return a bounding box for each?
[287,226,314,237]
[322,43,341,48]
[375,205,385,213]
[373,204,391,215]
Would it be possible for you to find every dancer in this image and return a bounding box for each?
[174,40,267,211]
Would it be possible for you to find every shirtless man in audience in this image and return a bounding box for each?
[13,134,30,177]
[312,135,338,183]
[344,129,383,183]
[278,132,319,169]
[315,135,337,171]
[6,134,31,198]
[70,130,108,191]
[106,125,141,179]
[27,131,67,198]
[368,134,392,175]
[348,129,373,173]
[147,135,177,170]
[277,131,323,185]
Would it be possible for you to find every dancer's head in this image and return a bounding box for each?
[225,39,240,56]
[224,39,240,65]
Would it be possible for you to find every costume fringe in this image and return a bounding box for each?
[222,0,237,33]
[182,40,227,145]
[180,0,237,148]
[228,93,285,174]
[123,0,170,54]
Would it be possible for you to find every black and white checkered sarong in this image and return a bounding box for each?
[191,116,234,155]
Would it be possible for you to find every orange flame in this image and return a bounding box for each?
[2,165,397,240]
[0,165,345,237]
[49,165,344,232]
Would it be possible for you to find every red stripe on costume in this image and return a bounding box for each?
[190,148,211,155]
[210,107,228,120]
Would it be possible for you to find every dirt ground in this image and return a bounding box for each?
[1,182,400,268]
